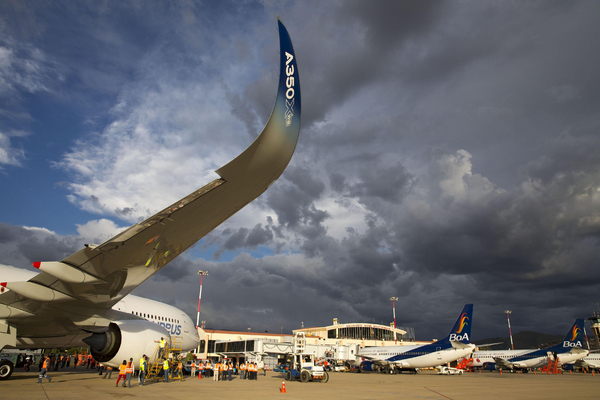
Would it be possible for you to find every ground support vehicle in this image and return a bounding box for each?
[438,366,463,375]
[283,333,328,383]
[284,353,329,383]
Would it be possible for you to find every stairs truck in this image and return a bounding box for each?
[284,333,329,383]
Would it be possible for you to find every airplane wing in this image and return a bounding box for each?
[450,341,475,350]
[492,357,515,368]
[0,19,300,330]
[568,347,589,355]
[360,355,393,367]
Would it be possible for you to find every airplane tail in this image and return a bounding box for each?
[443,304,473,344]
[549,319,585,350]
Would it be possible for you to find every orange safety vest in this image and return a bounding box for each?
[119,364,127,374]
[126,362,133,374]
[199,364,204,370]
[178,362,182,370]
[42,359,48,369]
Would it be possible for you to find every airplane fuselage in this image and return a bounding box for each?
[360,343,475,370]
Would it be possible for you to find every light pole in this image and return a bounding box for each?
[390,297,398,344]
[196,270,208,329]
[504,310,514,350]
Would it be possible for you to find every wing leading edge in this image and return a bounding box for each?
[1,19,301,315]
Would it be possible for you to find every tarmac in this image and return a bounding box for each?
[1,368,599,400]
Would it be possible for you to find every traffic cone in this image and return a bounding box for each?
[280,380,286,393]
[569,370,572,374]
[198,371,202,379]
[500,369,503,375]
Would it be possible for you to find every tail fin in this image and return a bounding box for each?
[445,304,473,343]
[557,319,585,348]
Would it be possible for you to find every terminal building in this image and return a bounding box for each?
[195,319,423,368]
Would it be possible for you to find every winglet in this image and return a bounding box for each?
[215,18,300,186]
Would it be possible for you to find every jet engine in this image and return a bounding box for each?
[83,320,168,367]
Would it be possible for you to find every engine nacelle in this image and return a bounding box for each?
[83,320,168,368]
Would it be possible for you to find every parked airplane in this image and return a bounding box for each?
[563,354,600,372]
[0,18,301,381]
[471,319,589,371]
[358,304,475,374]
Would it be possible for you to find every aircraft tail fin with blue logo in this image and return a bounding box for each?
[442,304,473,344]
[548,318,585,350]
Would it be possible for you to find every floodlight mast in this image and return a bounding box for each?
[390,297,399,344]
[504,310,514,350]
[196,270,209,328]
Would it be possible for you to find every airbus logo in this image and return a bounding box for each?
[449,333,469,341]
[154,321,182,335]
[284,51,295,127]
[563,340,583,348]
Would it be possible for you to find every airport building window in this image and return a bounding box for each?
[207,340,216,354]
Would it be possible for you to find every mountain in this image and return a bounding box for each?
[474,331,563,350]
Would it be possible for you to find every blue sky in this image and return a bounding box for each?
[2,1,600,341]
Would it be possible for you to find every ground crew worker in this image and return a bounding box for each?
[37,356,52,383]
[124,358,134,387]
[228,362,233,381]
[191,360,196,377]
[213,361,219,381]
[102,365,113,379]
[240,361,245,379]
[222,360,228,381]
[205,361,211,378]
[155,337,167,358]
[163,359,170,383]
[116,360,127,387]
[138,355,146,385]
[176,359,183,380]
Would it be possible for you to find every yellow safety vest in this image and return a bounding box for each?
[163,360,169,370]
[160,339,166,348]
[139,358,145,371]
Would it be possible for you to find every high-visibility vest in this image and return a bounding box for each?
[198,364,204,370]
[126,362,133,374]
[241,363,245,371]
[139,358,145,371]
[119,364,127,374]
[178,362,182,370]
[42,359,48,369]
[160,339,166,348]
[163,360,169,370]
[223,363,228,371]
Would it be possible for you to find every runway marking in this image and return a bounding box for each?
[424,387,454,400]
